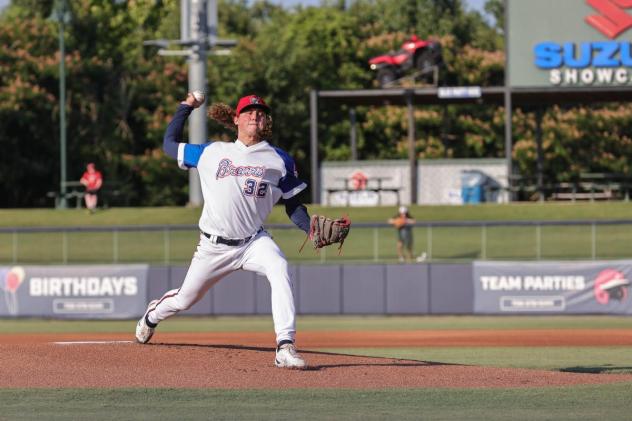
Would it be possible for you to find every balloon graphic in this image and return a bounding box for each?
[594,269,629,305]
[3,267,25,315]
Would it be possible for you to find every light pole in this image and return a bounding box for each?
[144,0,235,206]
[52,0,70,208]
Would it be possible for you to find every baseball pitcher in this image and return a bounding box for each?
[136,91,349,368]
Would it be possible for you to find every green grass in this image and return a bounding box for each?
[4,216,632,264]
[1,315,630,333]
[2,202,632,228]
[2,385,632,420]
[3,203,632,263]
[318,347,632,373]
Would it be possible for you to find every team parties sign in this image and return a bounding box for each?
[508,0,632,87]
[0,265,148,318]
[473,260,632,314]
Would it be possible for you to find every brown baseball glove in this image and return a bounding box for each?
[300,215,351,253]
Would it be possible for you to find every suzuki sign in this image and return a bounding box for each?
[508,0,632,87]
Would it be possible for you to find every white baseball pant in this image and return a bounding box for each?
[147,231,296,344]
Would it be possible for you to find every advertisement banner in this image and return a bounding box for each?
[473,260,632,314]
[0,265,148,318]
[508,0,632,87]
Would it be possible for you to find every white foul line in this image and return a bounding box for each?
[53,341,134,345]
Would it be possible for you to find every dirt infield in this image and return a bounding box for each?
[2,329,632,389]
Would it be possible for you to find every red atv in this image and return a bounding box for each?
[368,35,443,87]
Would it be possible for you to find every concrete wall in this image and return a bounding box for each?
[320,159,508,206]
[321,160,409,206]
[149,263,471,315]
[417,159,508,205]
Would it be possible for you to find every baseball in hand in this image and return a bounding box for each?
[192,90,205,103]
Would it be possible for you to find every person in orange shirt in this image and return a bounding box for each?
[79,163,103,213]
[388,206,415,262]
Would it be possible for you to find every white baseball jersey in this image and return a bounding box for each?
[177,139,307,239]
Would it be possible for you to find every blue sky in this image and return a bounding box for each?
[463,0,489,15]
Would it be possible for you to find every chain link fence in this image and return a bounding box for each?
[2,220,632,265]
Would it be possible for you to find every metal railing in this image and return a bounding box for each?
[508,173,632,202]
[2,220,632,265]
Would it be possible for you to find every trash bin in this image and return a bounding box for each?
[461,170,487,204]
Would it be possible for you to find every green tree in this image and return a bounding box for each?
[207,4,369,180]
[3,0,631,207]
[0,6,61,206]
[0,0,187,206]
[513,105,632,185]
[484,0,504,33]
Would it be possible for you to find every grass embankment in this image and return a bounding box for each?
[3,203,632,263]
[2,201,632,227]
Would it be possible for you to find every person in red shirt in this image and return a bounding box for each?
[79,163,103,212]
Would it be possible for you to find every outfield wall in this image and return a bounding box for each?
[152,261,631,316]
[2,262,631,318]
[146,263,472,316]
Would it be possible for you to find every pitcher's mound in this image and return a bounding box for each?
[1,332,631,389]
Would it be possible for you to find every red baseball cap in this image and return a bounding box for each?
[235,95,270,116]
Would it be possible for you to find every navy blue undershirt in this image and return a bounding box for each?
[163,104,193,159]
[284,197,310,233]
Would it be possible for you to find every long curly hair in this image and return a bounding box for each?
[208,103,273,140]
